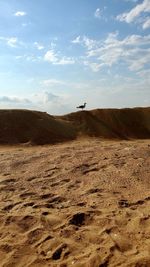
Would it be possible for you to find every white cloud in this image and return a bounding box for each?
[14,11,27,17]
[117,0,150,28]
[127,48,150,71]
[83,36,97,50]
[50,41,57,49]
[0,37,19,47]
[94,6,108,20]
[34,42,44,50]
[16,54,41,62]
[143,17,150,29]
[42,79,66,87]
[42,79,94,92]
[44,49,75,65]
[0,96,31,104]
[33,91,72,114]
[138,68,150,78]
[44,50,58,63]
[72,36,97,50]
[84,61,103,72]
[15,56,23,59]
[95,8,101,18]
[39,92,60,104]
[0,92,70,115]
[75,33,150,72]
[7,37,18,47]
[71,36,81,44]
[54,57,75,65]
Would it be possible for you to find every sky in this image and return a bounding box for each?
[0,0,150,114]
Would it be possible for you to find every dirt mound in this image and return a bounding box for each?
[0,109,76,145]
[61,107,150,139]
[0,107,150,145]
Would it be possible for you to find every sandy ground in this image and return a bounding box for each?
[0,139,150,267]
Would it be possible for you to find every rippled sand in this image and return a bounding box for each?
[0,139,150,267]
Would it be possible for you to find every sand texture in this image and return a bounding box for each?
[0,139,150,267]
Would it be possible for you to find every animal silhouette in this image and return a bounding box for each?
[76,102,86,110]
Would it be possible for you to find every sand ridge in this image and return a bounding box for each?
[0,107,150,145]
[0,139,150,266]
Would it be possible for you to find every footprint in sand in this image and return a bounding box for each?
[69,212,92,227]
[0,243,12,253]
[51,181,59,187]
[40,193,54,200]
[27,176,38,182]
[86,188,103,194]
[2,202,21,211]
[118,199,130,208]
[26,228,45,245]
[52,243,68,260]
[0,186,15,192]
[17,215,37,232]
[0,178,16,185]
[23,202,35,207]
[20,192,37,199]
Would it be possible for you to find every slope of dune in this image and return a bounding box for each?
[61,107,150,139]
[0,109,76,145]
[0,107,150,145]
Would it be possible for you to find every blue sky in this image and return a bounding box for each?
[0,0,150,114]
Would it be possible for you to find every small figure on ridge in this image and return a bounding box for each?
[76,102,86,111]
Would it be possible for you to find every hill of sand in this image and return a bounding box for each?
[61,107,150,139]
[0,109,76,145]
[0,107,150,266]
[0,107,150,145]
[0,139,150,266]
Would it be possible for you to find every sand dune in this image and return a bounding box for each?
[0,107,150,145]
[0,109,76,145]
[0,108,150,266]
[0,139,150,266]
[61,107,150,139]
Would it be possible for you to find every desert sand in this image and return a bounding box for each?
[0,107,150,145]
[0,138,150,267]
